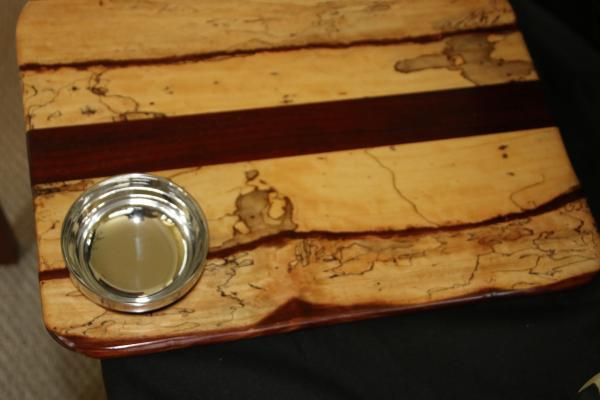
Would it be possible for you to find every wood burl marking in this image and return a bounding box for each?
[395,33,534,85]
[216,169,297,251]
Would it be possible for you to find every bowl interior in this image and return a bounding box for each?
[61,174,209,313]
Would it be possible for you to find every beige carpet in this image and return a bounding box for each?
[0,2,106,399]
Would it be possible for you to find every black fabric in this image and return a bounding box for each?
[578,385,600,400]
[102,2,600,399]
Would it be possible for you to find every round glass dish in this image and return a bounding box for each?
[61,173,209,313]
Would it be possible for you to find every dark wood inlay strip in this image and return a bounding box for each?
[0,207,19,264]
[28,81,554,185]
[39,268,70,281]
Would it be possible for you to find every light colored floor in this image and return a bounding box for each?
[0,2,107,399]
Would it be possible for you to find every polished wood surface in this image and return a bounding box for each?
[17,0,600,357]
[19,29,535,131]
[32,127,600,357]
[34,127,579,273]
[27,82,552,184]
[17,0,516,68]
[44,197,599,357]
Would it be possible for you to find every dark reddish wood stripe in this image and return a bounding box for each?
[28,81,554,185]
[20,24,517,71]
[0,208,19,264]
[53,271,597,358]
[38,189,583,281]
[39,268,70,281]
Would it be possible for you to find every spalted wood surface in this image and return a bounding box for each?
[17,0,515,67]
[34,128,579,274]
[32,128,600,356]
[40,193,600,357]
[27,82,553,184]
[20,30,535,130]
[17,0,600,357]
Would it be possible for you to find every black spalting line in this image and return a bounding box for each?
[38,188,584,282]
[20,24,518,72]
[28,81,554,185]
[208,188,583,259]
[52,271,597,359]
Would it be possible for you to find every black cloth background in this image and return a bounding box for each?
[102,2,600,398]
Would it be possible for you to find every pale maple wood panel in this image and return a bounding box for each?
[21,31,536,130]
[34,128,579,273]
[41,198,600,356]
[17,0,515,67]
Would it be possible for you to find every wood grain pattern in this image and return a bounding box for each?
[17,0,515,68]
[18,0,600,357]
[42,197,600,357]
[33,127,600,357]
[27,81,552,185]
[34,127,577,273]
[20,30,535,130]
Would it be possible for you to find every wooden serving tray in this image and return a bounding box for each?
[18,0,600,357]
